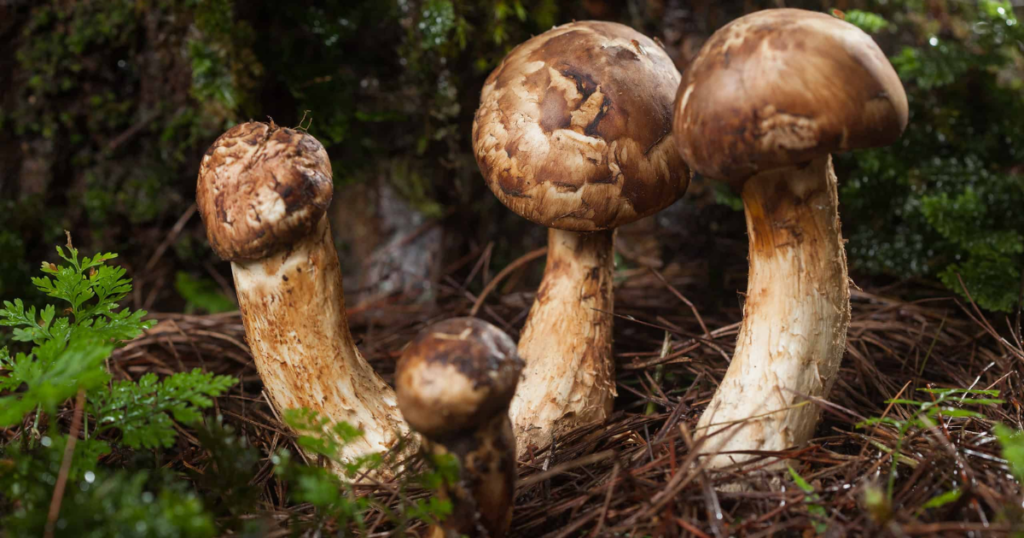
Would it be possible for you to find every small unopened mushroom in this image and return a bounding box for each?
[673,9,908,468]
[473,21,690,456]
[396,318,523,538]
[196,122,408,475]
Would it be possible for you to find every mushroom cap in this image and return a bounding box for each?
[396,318,523,438]
[473,21,690,231]
[196,122,333,261]
[673,9,909,187]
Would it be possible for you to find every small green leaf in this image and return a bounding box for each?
[887,398,929,407]
[787,465,816,494]
[921,489,962,509]
[994,424,1024,482]
[919,388,1001,396]
[841,10,890,33]
[174,272,236,314]
[787,465,828,534]
[930,408,987,419]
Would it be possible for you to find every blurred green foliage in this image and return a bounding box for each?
[1,0,1021,314]
[174,271,235,314]
[2,447,217,538]
[0,0,565,308]
[840,0,1024,311]
[274,407,457,533]
[0,0,257,304]
[995,423,1024,483]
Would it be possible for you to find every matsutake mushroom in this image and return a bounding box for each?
[473,21,690,456]
[396,317,522,538]
[196,122,408,476]
[673,9,908,469]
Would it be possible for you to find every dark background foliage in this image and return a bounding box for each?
[3,0,1019,317]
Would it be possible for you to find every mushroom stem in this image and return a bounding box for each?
[423,414,517,538]
[695,155,850,468]
[231,215,407,472]
[509,227,615,456]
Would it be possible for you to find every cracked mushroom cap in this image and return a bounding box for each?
[473,21,690,232]
[673,9,909,187]
[396,318,523,439]
[196,122,333,261]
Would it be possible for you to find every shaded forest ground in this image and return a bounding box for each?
[108,224,1024,536]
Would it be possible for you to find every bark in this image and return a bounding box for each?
[695,155,850,469]
[509,228,616,456]
[330,178,443,306]
[231,215,409,475]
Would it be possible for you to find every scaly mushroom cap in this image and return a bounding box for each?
[473,21,689,231]
[396,318,523,438]
[196,122,334,261]
[673,9,909,187]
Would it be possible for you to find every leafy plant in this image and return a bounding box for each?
[0,239,236,535]
[993,424,1024,534]
[0,241,151,423]
[0,337,112,426]
[920,489,963,511]
[0,239,236,445]
[87,370,237,449]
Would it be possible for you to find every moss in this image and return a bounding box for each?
[835,1,1024,311]
[7,0,1016,313]
[1,0,260,304]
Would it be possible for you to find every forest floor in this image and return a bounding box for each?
[110,239,1024,537]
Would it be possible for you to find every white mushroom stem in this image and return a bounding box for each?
[509,227,615,457]
[231,215,408,474]
[695,155,850,469]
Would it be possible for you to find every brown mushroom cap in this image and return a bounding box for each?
[673,9,909,187]
[473,21,690,231]
[396,318,523,438]
[196,122,333,261]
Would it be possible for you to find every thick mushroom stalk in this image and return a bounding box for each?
[701,157,849,466]
[511,228,614,453]
[196,122,408,476]
[395,318,523,538]
[473,21,689,456]
[673,9,908,469]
